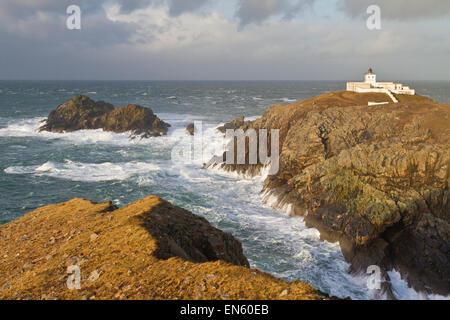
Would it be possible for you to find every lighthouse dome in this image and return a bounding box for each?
[364,68,376,84]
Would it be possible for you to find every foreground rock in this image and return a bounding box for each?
[0,196,330,300]
[210,91,450,296]
[39,95,171,138]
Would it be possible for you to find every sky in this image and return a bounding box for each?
[0,0,450,81]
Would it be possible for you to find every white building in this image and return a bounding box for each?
[347,68,415,103]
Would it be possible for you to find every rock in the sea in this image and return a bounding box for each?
[39,95,171,138]
[0,196,330,300]
[211,91,450,296]
[186,123,195,136]
[217,116,251,133]
[101,104,170,138]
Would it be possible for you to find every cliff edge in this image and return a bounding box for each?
[0,196,329,300]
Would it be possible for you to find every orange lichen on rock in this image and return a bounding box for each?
[0,196,330,300]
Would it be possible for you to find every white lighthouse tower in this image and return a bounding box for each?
[364,68,377,85]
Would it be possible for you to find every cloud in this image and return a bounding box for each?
[340,0,450,20]
[0,0,449,80]
[0,0,212,18]
[168,0,211,16]
[235,0,314,26]
[0,0,139,58]
[102,4,450,80]
[0,0,106,18]
[235,0,450,26]
[115,0,212,16]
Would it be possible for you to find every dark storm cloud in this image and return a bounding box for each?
[0,0,212,50]
[235,0,314,26]
[340,0,450,20]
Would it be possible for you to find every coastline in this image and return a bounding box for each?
[209,90,450,297]
[2,84,448,298]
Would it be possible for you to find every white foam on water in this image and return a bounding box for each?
[5,160,159,182]
[277,98,297,103]
[0,117,137,145]
[0,115,208,147]
[0,118,46,137]
[388,270,450,300]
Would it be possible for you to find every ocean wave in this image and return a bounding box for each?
[0,118,144,145]
[0,116,209,146]
[388,270,450,300]
[4,160,159,182]
[276,98,297,103]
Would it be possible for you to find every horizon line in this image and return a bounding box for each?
[1,79,449,82]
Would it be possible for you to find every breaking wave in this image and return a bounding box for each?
[5,160,159,182]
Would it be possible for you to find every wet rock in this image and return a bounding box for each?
[39,95,171,139]
[186,123,195,136]
[217,116,250,133]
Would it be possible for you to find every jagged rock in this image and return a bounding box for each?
[211,91,450,296]
[39,95,171,138]
[0,196,330,300]
[217,116,251,133]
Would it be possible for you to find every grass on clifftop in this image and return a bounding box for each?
[0,196,330,300]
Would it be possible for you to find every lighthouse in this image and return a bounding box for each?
[364,68,377,85]
[346,68,415,103]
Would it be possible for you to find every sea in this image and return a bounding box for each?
[1,80,449,300]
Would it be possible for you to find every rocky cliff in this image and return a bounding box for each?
[0,196,330,300]
[209,91,450,296]
[39,95,171,138]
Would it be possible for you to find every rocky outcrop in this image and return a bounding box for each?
[209,91,450,296]
[39,95,171,138]
[0,196,330,300]
[217,116,251,134]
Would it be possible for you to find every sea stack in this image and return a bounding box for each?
[39,95,171,139]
